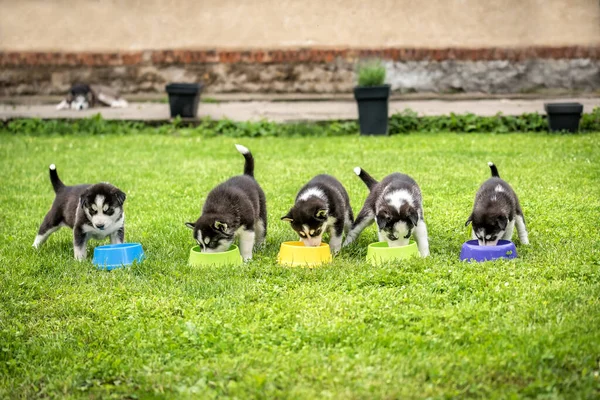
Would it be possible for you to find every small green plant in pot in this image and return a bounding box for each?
[354,59,391,135]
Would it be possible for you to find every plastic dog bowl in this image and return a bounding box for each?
[459,240,517,262]
[188,245,242,267]
[277,241,332,267]
[366,240,419,265]
[92,243,145,270]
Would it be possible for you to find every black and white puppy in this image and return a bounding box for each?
[56,83,128,110]
[465,162,529,246]
[343,167,430,257]
[185,144,267,261]
[33,164,126,260]
[281,174,354,254]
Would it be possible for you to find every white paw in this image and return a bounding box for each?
[74,248,86,261]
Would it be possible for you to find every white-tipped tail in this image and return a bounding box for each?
[487,161,494,167]
[49,164,56,170]
[353,167,362,176]
[235,144,250,155]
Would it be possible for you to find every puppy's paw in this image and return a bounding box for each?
[74,248,87,261]
[56,100,69,110]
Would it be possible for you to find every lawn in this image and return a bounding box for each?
[0,127,599,399]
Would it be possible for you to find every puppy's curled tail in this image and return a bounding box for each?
[488,162,500,178]
[354,167,378,191]
[235,144,254,177]
[49,164,65,193]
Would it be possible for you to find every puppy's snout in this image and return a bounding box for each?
[78,104,84,110]
[303,237,322,247]
[96,223,105,230]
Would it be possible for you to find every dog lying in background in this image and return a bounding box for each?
[56,83,128,110]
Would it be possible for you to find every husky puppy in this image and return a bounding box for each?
[56,83,128,110]
[281,174,353,254]
[33,164,126,260]
[466,162,529,246]
[185,144,267,261]
[343,167,430,257]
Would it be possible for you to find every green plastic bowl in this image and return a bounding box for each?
[188,245,242,267]
[366,240,419,265]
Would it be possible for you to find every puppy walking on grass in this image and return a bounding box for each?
[33,164,127,260]
[186,144,267,261]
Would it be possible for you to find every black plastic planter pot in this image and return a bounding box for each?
[165,83,203,118]
[544,102,583,133]
[354,85,391,135]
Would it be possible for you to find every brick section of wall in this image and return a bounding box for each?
[1,46,599,67]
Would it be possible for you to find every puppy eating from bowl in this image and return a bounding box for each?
[465,162,529,246]
[281,174,354,254]
[343,167,430,257]
[185,144,267,262]
[33,164,126,260]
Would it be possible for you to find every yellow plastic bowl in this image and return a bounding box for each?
[188,245,242,267]
[277,241,332,267]
[366,240,419,266]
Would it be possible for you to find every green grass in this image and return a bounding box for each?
[1,130,599,399]
[357,59,386,87]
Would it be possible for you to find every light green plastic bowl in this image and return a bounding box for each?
[188,245,242,267]
[366,240,419,265]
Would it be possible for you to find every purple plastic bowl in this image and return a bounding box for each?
[460,240,517,262]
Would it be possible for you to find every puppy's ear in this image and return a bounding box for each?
[79,191,90,208]
[465,214,473,227]
[281,211,293,222]
[315,209,328,220]
[115,189,126,205]
[408,208,419,227]
[213,221,228,232]
[498,216,508,231]
[185,222,195,230]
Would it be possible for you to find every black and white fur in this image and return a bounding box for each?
[33,164,126,260]
[56,83,128,110]
[343,167,430,257]
[281,174,353,254]
[465,162,529,246]
[185,144,267,261]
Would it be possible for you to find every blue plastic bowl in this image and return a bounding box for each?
[460,240,517,262]
[92,243,145,270]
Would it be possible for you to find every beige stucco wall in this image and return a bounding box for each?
[1,0,599,52]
